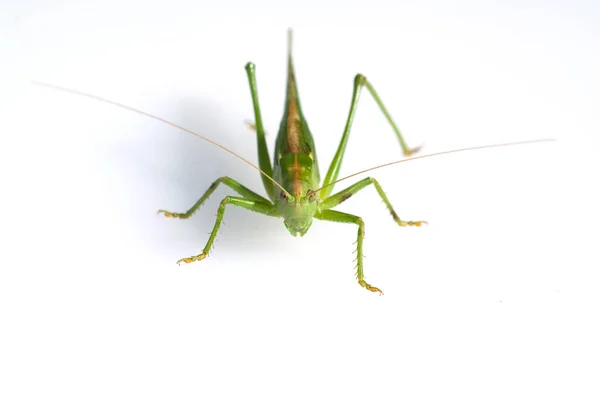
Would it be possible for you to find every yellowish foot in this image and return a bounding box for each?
[244,120,269,135]
[403,146,422,157]
[245,120,257,131]
[157,209,186,219]
[177,252,207,265]
[359,280,384,295]
[398,220,428,227]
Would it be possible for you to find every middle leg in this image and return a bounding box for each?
[320,177,426,227]
[158,176,271,220]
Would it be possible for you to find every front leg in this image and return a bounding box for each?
[320,177,426,227]
[177,196,277,264]
[158,176,271,220]
[315,209,382,295]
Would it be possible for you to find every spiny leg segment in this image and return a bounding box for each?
[315,209,382,295]
[314,73,425,294]
[321,74,421,199]
[157,176,270,219]
[320,177,427,227]
[158,177,276,264]
[173,196,277,264]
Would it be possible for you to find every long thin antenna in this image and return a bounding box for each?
[314,139,555,194]
[33,81,292,197]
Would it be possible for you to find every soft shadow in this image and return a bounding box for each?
[119,94,285,259]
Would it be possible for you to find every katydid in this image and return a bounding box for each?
[35,30,552,295]
[164,29,424,294]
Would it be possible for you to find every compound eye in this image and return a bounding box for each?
[307,189,316,203]
[280,191,294,203]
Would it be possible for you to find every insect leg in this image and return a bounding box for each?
[320,177,426,227]
[315,209,382,295]
[321,74,420,199]
[158,176,272,219]
[245,62,276,201]
[176,196,278,264]
[244,120,269,136]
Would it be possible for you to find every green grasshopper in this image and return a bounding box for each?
[36,30,551,294]
[160,30,426,294]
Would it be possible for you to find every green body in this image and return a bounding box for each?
[159,31,425,294]
[272,45,320,236]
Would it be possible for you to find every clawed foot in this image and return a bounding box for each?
[245,120,269,135]
[176,252,207,265]
[359,280,384,295]
[398,220,428,227]
[157,209,186,219]
[391,211,427,227]
[245,120,257,131]
[403,145,422,157]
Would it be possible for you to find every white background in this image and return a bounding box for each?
[1,1,598,397]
